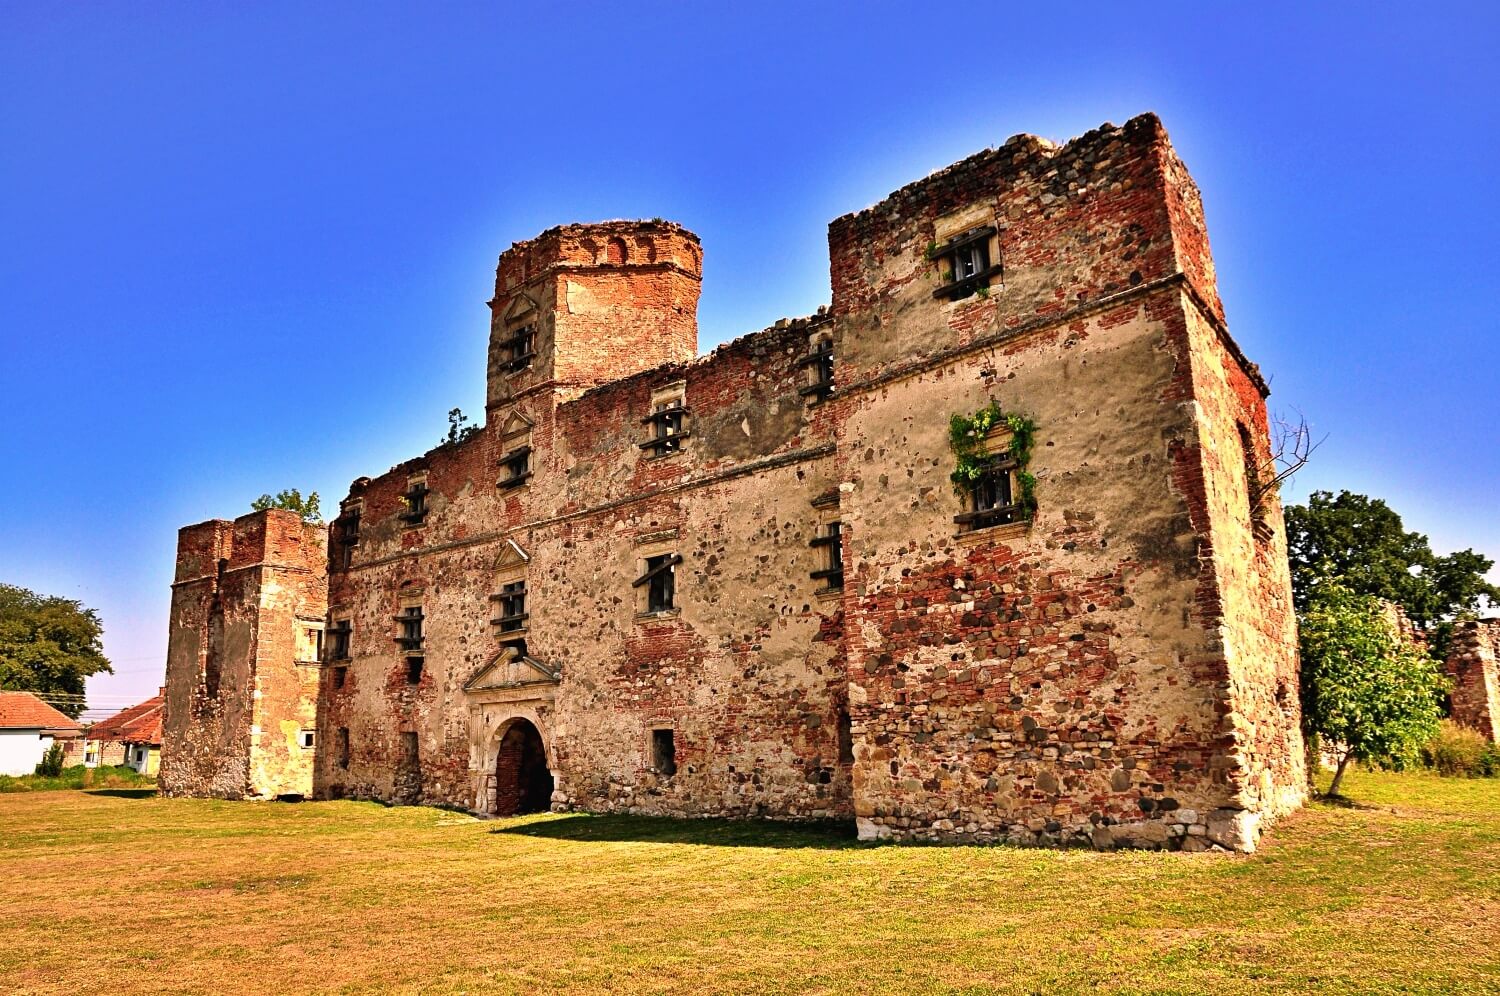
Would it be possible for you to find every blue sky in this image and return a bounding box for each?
[2,3,1496,713]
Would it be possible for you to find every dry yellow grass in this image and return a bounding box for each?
[2,769,1497,994]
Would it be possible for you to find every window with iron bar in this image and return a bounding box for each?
[335,510,360,570]
[810,521,844,590]
[498,445,532,489]
[394,606,424,651]
[326,619,352,662]
[797,339,835,402]
[931,226,1001,301]
[500,324,536,372]
[640,398,689,455]
[399,482,428,525]
[953,455,1023,530]
[492,580,527,633]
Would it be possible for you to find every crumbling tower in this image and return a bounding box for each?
[485,220,702,414]
[159,508,327,799]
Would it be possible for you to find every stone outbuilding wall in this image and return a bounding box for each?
[1445,619,1500,742]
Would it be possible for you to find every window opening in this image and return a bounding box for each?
[641,397,689,455]
[634,554,681,613]
[810,521,844,590]
[797,338,835,402]
[651,729,677,777]
[931,226,1001,301]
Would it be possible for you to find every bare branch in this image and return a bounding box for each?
[1250,408,1325,516]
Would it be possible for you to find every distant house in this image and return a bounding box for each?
[0,692,82,776]
[78,732,126,768]
[87,690,164,776]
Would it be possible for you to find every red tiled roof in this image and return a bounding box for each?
[0,691,82,734]
[87,694,164,746]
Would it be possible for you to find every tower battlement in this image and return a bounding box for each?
[487,220,702,409]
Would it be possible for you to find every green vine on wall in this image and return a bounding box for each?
[948,401,1038,519]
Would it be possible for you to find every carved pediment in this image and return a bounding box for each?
[463,649,559,692]
[502,293,538,324]
[499,410,534,438]
[493,538,530,573]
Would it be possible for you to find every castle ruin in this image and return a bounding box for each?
[160,113,1308,851]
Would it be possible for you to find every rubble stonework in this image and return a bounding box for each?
[164,114,1306,851]
[1445,619,1500,742]
[159,510,327,799]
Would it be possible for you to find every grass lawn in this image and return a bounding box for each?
[2,769,1497,994]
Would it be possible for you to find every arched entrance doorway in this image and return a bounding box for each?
[493,718,553,816]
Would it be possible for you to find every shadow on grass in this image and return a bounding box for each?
[490,812,863,849]
[1310,793,1390,814]
[84,788,159,799]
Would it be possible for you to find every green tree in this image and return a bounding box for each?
[1299,582,1447,795]
[441,407,481,446]
[0,583,113,719]
[1285,490,1498,648]
[251,488,322,523]
[34,741,65,777]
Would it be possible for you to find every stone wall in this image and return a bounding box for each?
[159,509,326,799]
[1445,619,1500,741]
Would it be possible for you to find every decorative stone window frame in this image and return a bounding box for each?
[640,382,689,458]
[398,473,429,527]
[295,617,325,666]
[633,538,682,619]
[496,410,534,491]
[953,425,1028,536]
[489,539,530,645]
[929,206,1004,302]
[797,332,836,403]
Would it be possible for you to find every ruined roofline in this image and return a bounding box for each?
[500,218,701,257]
[829,111,1166,233]
[561,307,833,413]
[176,507,312,533]
[372,308,833,479]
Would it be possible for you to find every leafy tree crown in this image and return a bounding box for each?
[1285,490,1498,649]
[1299,581,1447,788]
[251,489,322,523]
[0,583,113,719]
